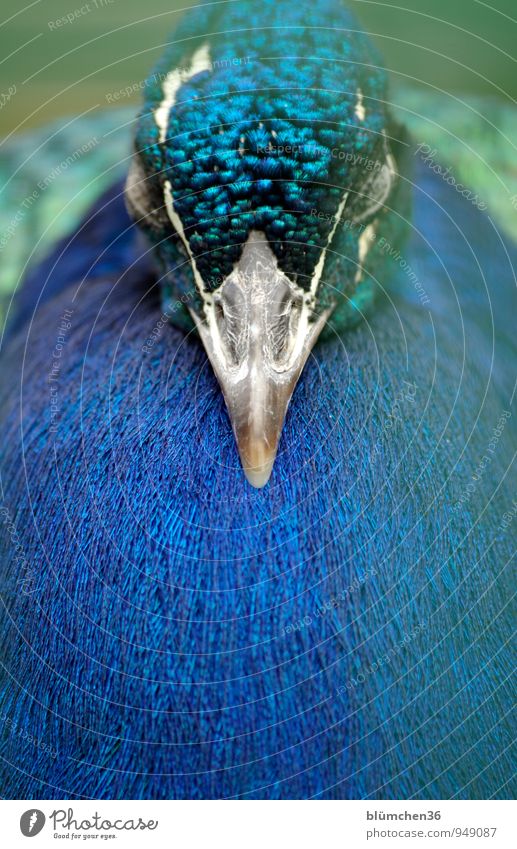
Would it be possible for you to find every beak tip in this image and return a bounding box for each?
[243,461,274,489]
[238,440,277,489]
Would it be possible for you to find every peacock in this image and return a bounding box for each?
[0,0,515,800]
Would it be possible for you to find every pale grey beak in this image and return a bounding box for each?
[190,231,331,488]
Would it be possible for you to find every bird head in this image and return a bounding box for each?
[126,0,401,487]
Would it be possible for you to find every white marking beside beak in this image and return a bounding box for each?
[309,191,349,297]
[355,222,376,283]
[355,88,366,121]
[163,179,209,304]
[155,43,211,144]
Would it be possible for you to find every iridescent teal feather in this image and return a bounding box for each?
[3,87,517,325]
[130,0,405,331]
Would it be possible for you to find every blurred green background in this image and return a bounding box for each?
[1,0,516,135]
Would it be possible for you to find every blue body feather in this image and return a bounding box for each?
[0,154,515,798]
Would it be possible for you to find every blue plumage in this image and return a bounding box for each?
[0,0,515,800]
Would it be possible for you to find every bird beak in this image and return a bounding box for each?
[190,231,331,488]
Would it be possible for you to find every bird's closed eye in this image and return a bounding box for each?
[125,156,172,235]
[347,141,397,225]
